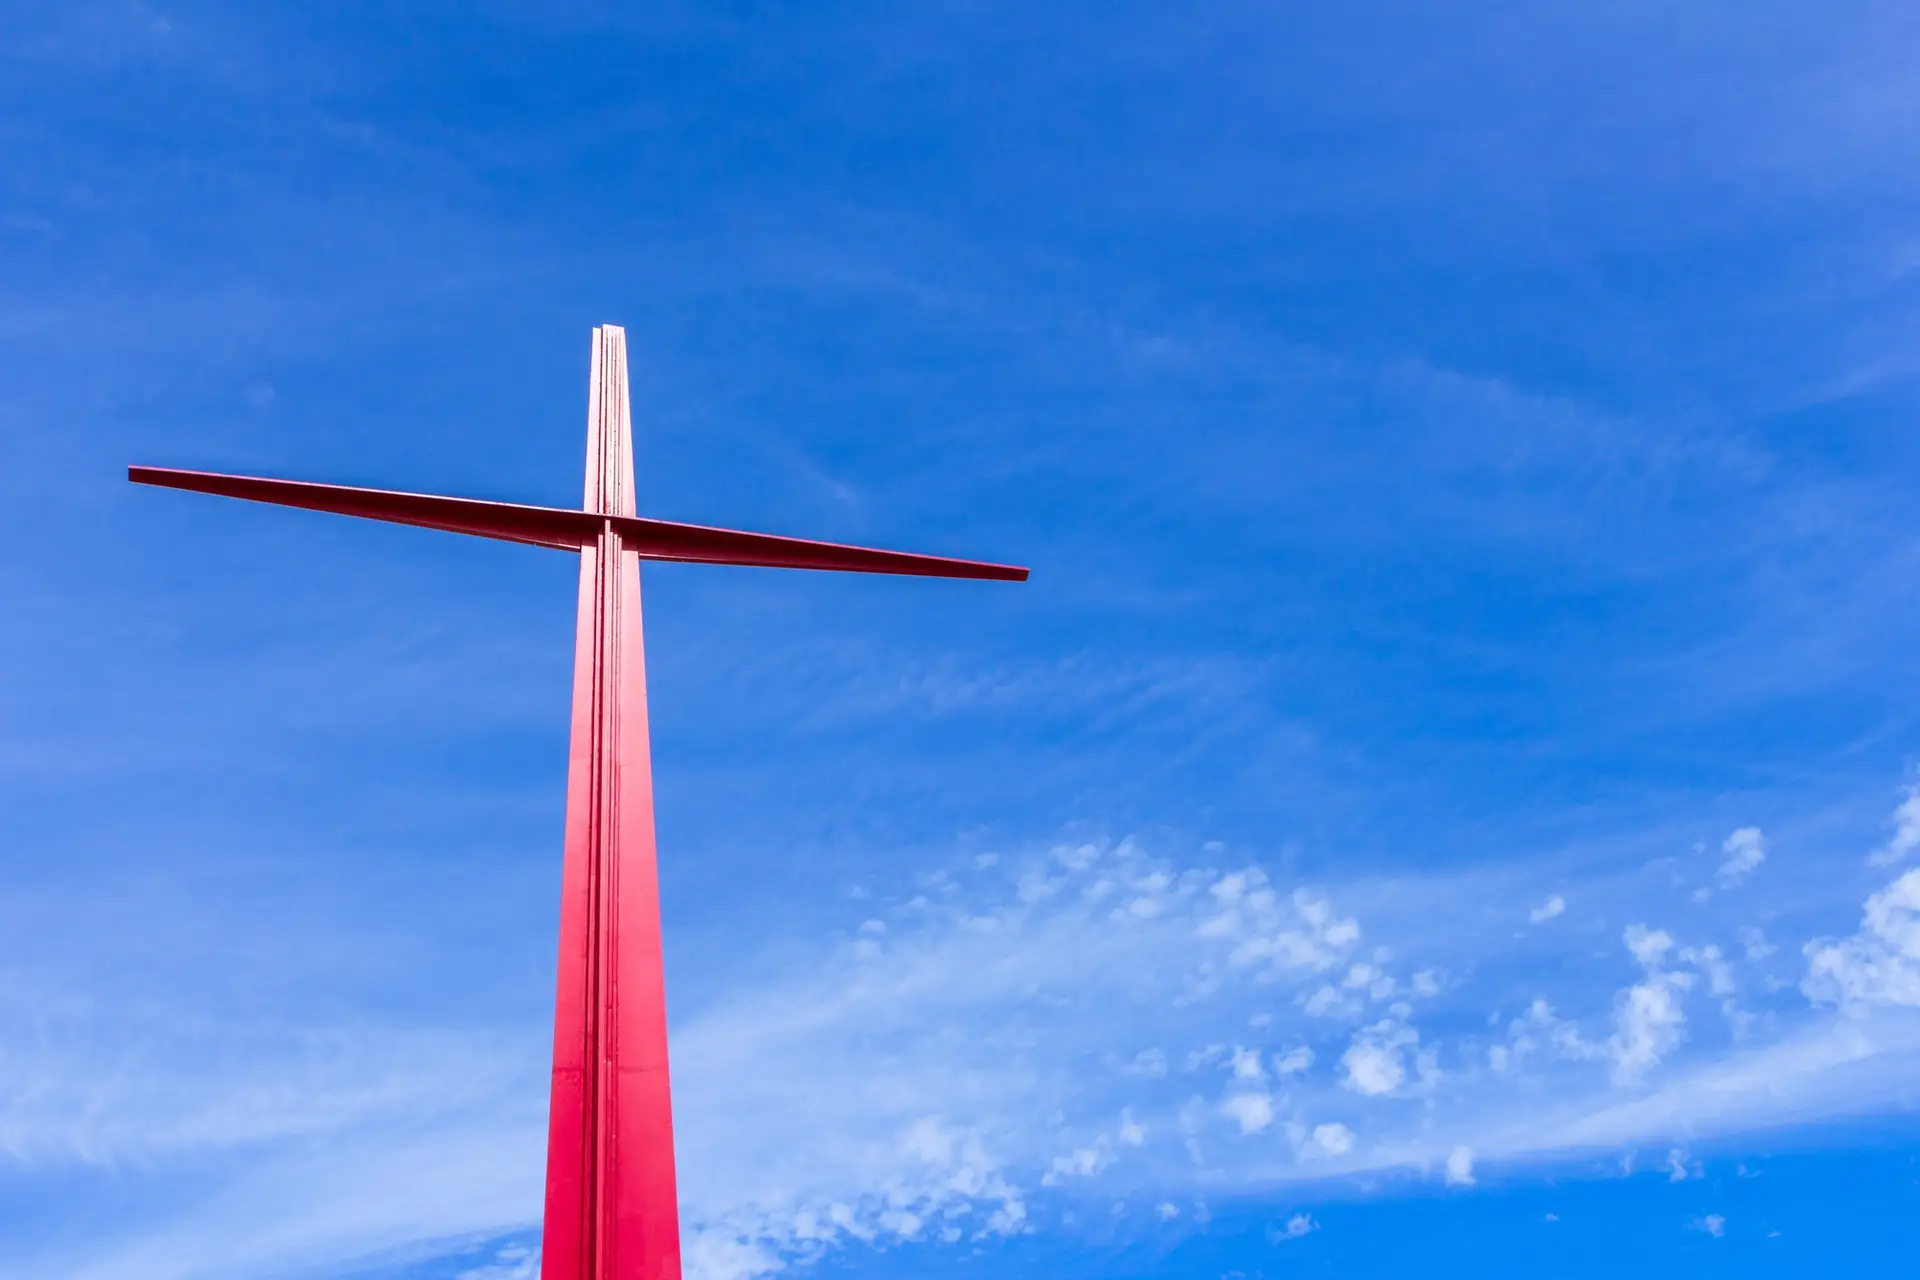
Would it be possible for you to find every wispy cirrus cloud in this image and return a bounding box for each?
[660,790,1920,1278]
[5,792,1920,1279]
[1869,785,1920,867]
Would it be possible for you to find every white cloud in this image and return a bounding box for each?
[1047,1147,1108,1181]
[1118,1109,1145,1147]
[1609,926,1695,1080]
[1610,970,1692,1081]
[1717,828,1766,885]
[1679,944,1735,997]
[1221,1093,1275,1135]
[1186,1044,1227,1071]
[1342,1046,1401,1095]
[1212,871,1251,903]
[1802,791,1920,1004]
[1273,1045,1314,1076]
[1338,962,1397,1000]
[1503,997,1604,1067]
[1529,895,1566,923]
[1665,1149,1697,1182]
[1230,1047,1265,1081]
[1342,1018,1418,1096]
[1272,1213,1316,1240]
[1624,923,1674,967]
[1445,1145,1475,1186]
[1302,984,1359,1018]
[1692,1214,1726,1238]
[1057,843,1101,872]
[1803,869,1920,1008]
[1870,787,1920,866]
[1310,1122,1354,1156]
[1225,887,1362,976]
[1120,1048,1168,1078]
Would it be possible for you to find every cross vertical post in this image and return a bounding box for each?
[542,327,682,1278]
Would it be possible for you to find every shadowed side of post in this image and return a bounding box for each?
[543,326,682,1280]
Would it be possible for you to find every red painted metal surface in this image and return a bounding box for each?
[540,327,681,1279]
[128,325,1027,1280]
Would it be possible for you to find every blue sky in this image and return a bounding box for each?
[5,2,1920,1276]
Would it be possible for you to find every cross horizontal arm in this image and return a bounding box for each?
[129,466,1030,582]
[625,515,1028,580]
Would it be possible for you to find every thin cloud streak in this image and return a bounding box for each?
[5,793,1920,1278]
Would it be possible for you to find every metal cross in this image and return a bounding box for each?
[130,325,1026,1280]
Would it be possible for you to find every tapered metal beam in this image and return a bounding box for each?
[541,326,680,1279]
[127,471,1030,581]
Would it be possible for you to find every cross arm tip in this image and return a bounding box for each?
[125,463,592,551]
